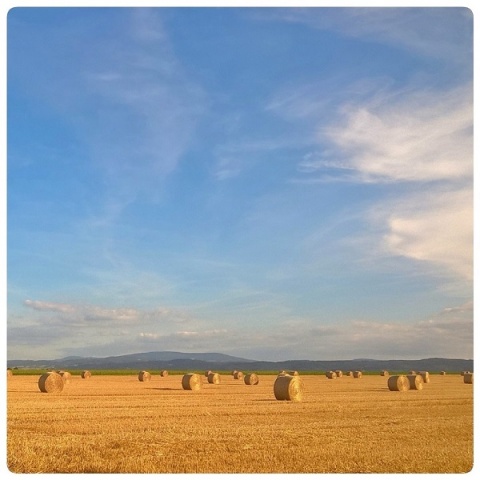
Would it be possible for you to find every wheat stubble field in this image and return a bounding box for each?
[7,373,473,474]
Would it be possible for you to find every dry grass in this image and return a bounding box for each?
[7,374,473,473]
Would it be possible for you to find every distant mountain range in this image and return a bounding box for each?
[7,351,473,373]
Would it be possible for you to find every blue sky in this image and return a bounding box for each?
[5,5,474,361]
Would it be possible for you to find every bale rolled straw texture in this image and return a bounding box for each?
[381,370,389,376]
[207,372,221,384]
[138,371,151,382]
[387,375,410,392]
[38,372,64,393]
[244,373,259,385]
[418,371,430,383]
[81,370,91,379]
[182,373,202,391]
[160,370,168,377]
[274,375,304,401]
[59,371,72,384]
[326,371,337,379]
[407,374,424,390]
[464,373,473,384]
[353,371,362,378]
[234,371,244,380]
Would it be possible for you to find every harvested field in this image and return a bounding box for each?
[7,374,473,473]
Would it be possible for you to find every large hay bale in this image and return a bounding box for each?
[418,371,430,383]
[464,373,473,384]
[58,371,72,384]
[234,371,244,380]
[335,370,343,377]
[38,372,64,393]
[274,375,304,401]
[81,370,91,379]
[388,375,410,392]
[138,371,151,382]
[407,374,424,390]
[326,371,337,379]
[207,372,221,384]
[353,371,362,378]
[244,373,259,385]
[182,373,202,391]
[160,370,168,377]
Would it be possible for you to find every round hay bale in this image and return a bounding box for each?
[326,371,337,379]
[387,375,410,392]
[335,370,343,377]
[464,373,473,384]
[287,370,299,376]
[231,370,238,376]
[418,371,430,383]
[7,368,13,378]
[244,373,259,385]
[205,370,213,377]
[59,371,72,384]
[345,371,353,376]
[160,370,168,377]
[274,375,304,401]
[381,370,389,376]
[207,372,221,384]
[233,371,244,380]
[407,374,424,390]
[81,370,91,379]
[440,371,446,375]
[409,370,416,375]
[278,370,287,376]
[38,372,64,393]
[182,373,202,391]
[353,371,362,378]
[138,371,151,382]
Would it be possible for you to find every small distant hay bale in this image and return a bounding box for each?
[81,370,91,379]
[58,371,72,384]
[335,370,343,377]
[418,371,430,383]
[182,373,202,391]
[278,370,287,375]
[464,373,473,384]
[207,372,221,384]
[381,370,389,376]
[345,371,353,377]
[244,373,259,385]
[234,371,244,380]
[461,371,469,376]
[440,371,446,375]
[38,372,64,393]
[407,374,424,390]
[138,371,151,382]
[160,370,168,377]
[7,368,13,378]
[287,370,299,376]
[353,371,362,378]
[326,371,337,379]
[205,370,213,377]
[409,370,416,375]
[274,375,304,402]
[387,375,410,392]
[231,370,238,376]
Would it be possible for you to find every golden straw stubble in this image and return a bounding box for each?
[182,373,202,391]
[244,373,259,385]
[387,375,410,392]
[406,374,424,390]
[38,372,64,393]
[273,375,304,401]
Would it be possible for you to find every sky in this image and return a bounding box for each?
[4,4,474,362]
